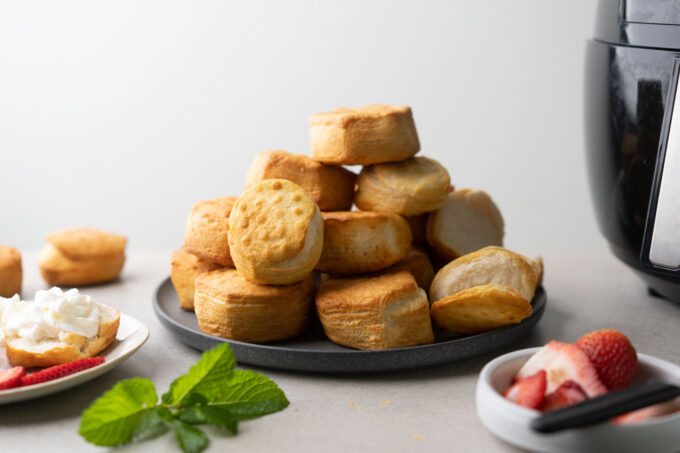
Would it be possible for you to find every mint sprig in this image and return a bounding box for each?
[79,343,288,453]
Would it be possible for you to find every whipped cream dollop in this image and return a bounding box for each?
[0,288,100,341]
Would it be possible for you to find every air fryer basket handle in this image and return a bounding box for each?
[643,58,680,270]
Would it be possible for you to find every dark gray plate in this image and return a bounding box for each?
[153,277,546,373]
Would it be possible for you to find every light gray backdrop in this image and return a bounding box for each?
[0,0,601,256]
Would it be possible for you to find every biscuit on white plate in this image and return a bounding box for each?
[310,105,420,165]
[426,189,504,261]
[228,179,323,285]
[245,150,356,211]
[5,300,120,368]
[355,156,450,216]
[429,246,537,303]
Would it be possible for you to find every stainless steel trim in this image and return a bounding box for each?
[649,72,680,269]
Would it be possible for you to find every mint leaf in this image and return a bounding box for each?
[162,343,236,406]
[167,419,209,453]
[79,378,162,446]
[178,405,239,434]
[204,369,289,418]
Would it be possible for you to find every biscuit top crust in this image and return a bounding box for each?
[369,156,450,198]
[0,245,21,269]
[196,268,314,300]
[229,179,317,264]
[46,228,126,259]
[245,150,354,190]
[316,271,418,310]
[309,105,413,127]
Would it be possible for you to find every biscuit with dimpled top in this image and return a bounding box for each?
[228,179,323,285]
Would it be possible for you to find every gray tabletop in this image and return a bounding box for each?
[2,251,680,453]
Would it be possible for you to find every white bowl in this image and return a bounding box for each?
[476,347,680,453]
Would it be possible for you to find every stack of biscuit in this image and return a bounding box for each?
[171,104,542,350]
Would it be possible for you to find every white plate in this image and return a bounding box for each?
[476,347,680,453]
[0,312,149,405]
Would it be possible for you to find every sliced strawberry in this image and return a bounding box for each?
[517,341,607,398]
[0,366,26,390]
[577,329,638,390]
[503,369,547,409]
[541,380,588,412]
[612,398,680,425]
[516,341,567,381]
[20,357,105,386]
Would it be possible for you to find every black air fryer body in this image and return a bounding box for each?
[586,0,680,301]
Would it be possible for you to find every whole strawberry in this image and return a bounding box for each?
[576,329,638,390]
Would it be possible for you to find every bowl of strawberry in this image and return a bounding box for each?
[476,330,680,453]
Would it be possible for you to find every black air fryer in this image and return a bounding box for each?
[586,0,680,302]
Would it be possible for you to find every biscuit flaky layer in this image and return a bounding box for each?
[355,156,451,216]
[310,105,420,165]
[316,211,412,275]
[0,245,22,297]
[245,150,356,211]
[194,269,314,343]
[426,188,504,261]
[170,249,223,310]
[431,283,532,335]
[429,246,538,303]
[182,196,237,267]
[315,271,434,350]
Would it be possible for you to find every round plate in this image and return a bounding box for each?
[0,313,149,404]
[153,277,546,373]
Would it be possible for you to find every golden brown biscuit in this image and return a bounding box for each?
[46,228,126,260]
[315,271,433,350]
[426,189,504,261]
[0,245,22,297]
[194,269,314,343]
[38,244,125,286]
[431,284,532,335]
[170,249,223,311]
[228,179,323,285]
[310,105,420,165]
[405,214,429,245]
[355,157,450,216]
[429,246,537,303]
[182,197,237,267]
[375,247,434,291]
[245,150,356,211]
[5,302,120,367]
[316,211,412,275]
[38,228,126,286]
